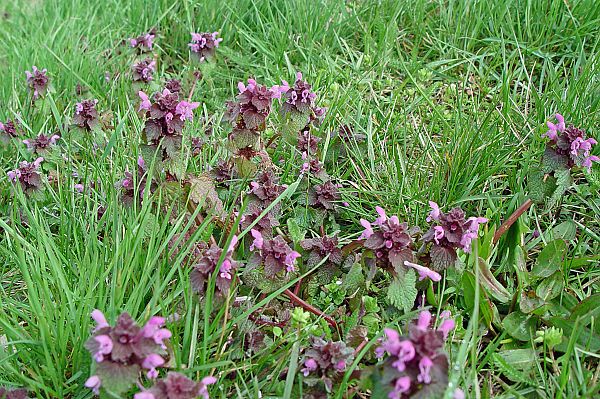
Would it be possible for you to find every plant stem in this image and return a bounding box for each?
[492,198,533,245]
[283,288,338,328]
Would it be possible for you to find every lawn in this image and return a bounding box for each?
[1,0,599,398]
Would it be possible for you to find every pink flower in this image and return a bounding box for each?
[175,101,200,121]
[199,376,217,399]
[359,219,373,239]
[438,318,455,340]
[433,225,444,244]
[250,229,264,251]
[284,250,301,272]
[85,375,101,395]
[374,206,387,225]
[138,91,151,111]
[405,261,442,282]
[427,201,441,222]
[134,393,155,399]
[227,234,238,253]
[417,356,433,384]
[416,310,432,330]
[91,309,109,330]
[301,358,318,376]
[390,341,415,372]
[543,113,565,140]
[142,354,164,379]
[453,388,465,399]
[219,259,233,280]
[153,328,172,349]
[141,316,166,338]
[389,376,411,399]
[93,335,113,362]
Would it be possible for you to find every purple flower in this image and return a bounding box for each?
[250,229,264,251]
[189,32,222,62]
[164,79,182,93]
[7,157,44,195]
[25,66,49,99]
[130,32,155,51]
[300,234,343,268]
[389,376,411,399]
[91,309,109,330]
[300,336,355,392]
[73,99,99,131]
[542,114,599,171]
[134,392,155,399]
[0,119,20,142]
[142,354,165,379]
[175,101,200,121]
[190,241,239,298]
[132,58,156,83]
[359,219,374,239]
[23,133,60,154]
[84,375,101,395]
[145,372,215,399]
[248,234,300,276]
[139,91,152,111]
[302,358,318,376]
[92,335,113,362]
[404,261,442,282]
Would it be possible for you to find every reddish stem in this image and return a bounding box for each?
[283,289,338,329]
[354,339,368,355]
[293,278,303,296]
[492,199,533,245]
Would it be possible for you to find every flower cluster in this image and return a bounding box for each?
[0,388,29,399]
[300,336,355,393]
[0,119,19,142]
[225,78,288,152]
[164,79,182,93]
[308,180,341,210]
[248,170,286,205]
[134,372,216,399]
[300,234,343,268]
[297,128,321,154]
[190,236,239,298]
[84,310,172,395]
[188,32,222,62]
[281,72,326,125]
[7,157,44,195]
[248,230,300,275]
[542,113,599,171]
[139,88,199,161]
[23,133,60,154]
[132,58,156,83]
[25,66,49,99]
[376,310,455,398]
[360,207,419,274]
[130,32,155,52]
[422,202,487,270]
[73,99,100,131]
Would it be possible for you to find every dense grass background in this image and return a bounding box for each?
[1,0,599,398]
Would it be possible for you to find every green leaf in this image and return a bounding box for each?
[536,271,564,302]
[541,146,569,173]
[547,317,600,353]
[570,294,600,334]
[188,173,225,220]
[531,239,567,278]
[519,289,545,314]
[502,311,537,341]
[527,167,555,204]
[387,269,417,313]
[551,220,577,241]
[477,257,511,303]
[96,362,140,395]
[547,168,572,208]
[492,349,537,384]
[286,218,306,244]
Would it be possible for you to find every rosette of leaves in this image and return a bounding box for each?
[6,157,46,199]
[0,388,29,399]
[190,239,239,300]
[300,336,355,394]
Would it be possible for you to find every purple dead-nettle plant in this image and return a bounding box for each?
[300,234,343,268]
[73,99,100,131]
[189,32,222,62]
[25,66,49,99]
[0,387,29,399]
[0,119,20,143]
[164,78,182,94]
[84,310,172,396]
[375,310,455,399]
[308,180,341,211]
[422,202,487,271]
[23,133,60,154]
[297,128,321,154]
[190,236,239,299]
[248,230,300,275]
[130,32,155,52]
[360,207,420,275]
[134,372,216,399]
[281,72,327,128]
[210,159,236,183]
[542,113,599,171]
[240,201,280,236]
[132,58,156,83]
[300,336,355,393]
[138,88,200,161]
[300,154,329,180]
[7,157,44,195]
[248,170,286,205]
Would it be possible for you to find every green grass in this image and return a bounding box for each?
[1,0,599,398]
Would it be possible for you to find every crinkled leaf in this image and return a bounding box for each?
[287,218,306,243]
[547,168,572,209]
[429,245,457,271]
[542,145,569,173]
[492,349,537,384]
[96,362,140,395]
[519,289,545,314]
[388,248,414,274]
[386,269,417,313]
[527,167,555,204]
[551,220,577,241]
[188,174,225,220]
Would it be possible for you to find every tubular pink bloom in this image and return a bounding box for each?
[438,318,455,339]
[138,91,151,111]
[175,101,200,121]
[227,235,239,253]
[93,335,113,362]
[582,155,600,171]
[85,375,101,395]
[237,81,246,93]
[7,170,19,182]
[153,328,172,348]
[33,157,44,167]
[137,156,146,169]
[199,376,217,399]
[390,376,411,398]
[405,261,442,282]
[75,103,84,114]
[134,393,155,399]
[91,309,109,330]
[250,229,264,251]
[141,316,165,338]
[390,340,415,372]
[427,201,441,222]
[142,354,164,379]
[335,360,346,370]
[284,251,301,272]
[555,113,565,131]
[433,225,444,244]
[376,328,402,358]
[374,206,387,225]
[416,310,432,330]
[50,134,60,144]
[219,259,233,280]
[74,184,84,193]
[417,356,434,384]
[440,310,452,319]
[301,358,318,376]
[453,388,465,399]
